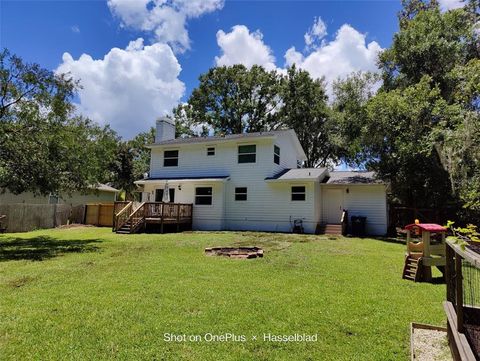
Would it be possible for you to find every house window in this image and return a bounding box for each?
[155,188,175,203]
[238,145,256,163]
[274,145,280,165]
[235,187,247,201]
[195,187,212,205]
[207,147,215,156]
[291,186,306,201]
[164,150,178,167]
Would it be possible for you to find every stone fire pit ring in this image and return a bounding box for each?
[205,247,263,259]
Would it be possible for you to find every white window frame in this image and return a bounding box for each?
[163,149,179,167]
[291,185,306,201]
[234,187,248,201]
[274,144,280,165]
[206,146,216,156]
[238,144,256,164]
[195,186,213,206]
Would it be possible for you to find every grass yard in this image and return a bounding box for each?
[0,227,446,360]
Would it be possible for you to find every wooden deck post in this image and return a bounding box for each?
[160,203,164,234]
[445,244,452,302]
[423,231,432,282]
[176,204,180,232]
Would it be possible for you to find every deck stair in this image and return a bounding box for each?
[116,220,133,234]
[402,255,423,282]
[113,202,193,234]
[318,223,342,235]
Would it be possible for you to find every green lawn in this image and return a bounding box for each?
[0,227,445,360]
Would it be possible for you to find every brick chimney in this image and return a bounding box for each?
[155,117,175,143]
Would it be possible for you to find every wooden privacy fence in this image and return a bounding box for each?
[389,206,455,229]
[0,203,85,233]
[85,203,114,227]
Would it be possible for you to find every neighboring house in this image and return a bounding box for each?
[134,118,388,235]
[0,184,119,206]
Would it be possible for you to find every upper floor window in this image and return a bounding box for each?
[235,187,247,201]
[274,145,280,165]
[238,145,256,163]
[164,150,178,167]
[207,147,215,156]
[291,186,306,201]
[195,187,212,205]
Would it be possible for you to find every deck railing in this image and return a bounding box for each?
[444,240,479,360]
[142,202,192,220]
[113,202,193,233]
[129,202,146,233]
[113,201,132,231]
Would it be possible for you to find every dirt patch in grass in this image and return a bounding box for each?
[56,224,94,230]
[6,275,36,288]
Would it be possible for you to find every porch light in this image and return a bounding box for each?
[178,184,182,191]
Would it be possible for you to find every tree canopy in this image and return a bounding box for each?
[173,64,336,167]
[333,0,480,214]
[0,49,118,196]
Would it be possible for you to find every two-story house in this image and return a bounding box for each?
[132,118,388,235]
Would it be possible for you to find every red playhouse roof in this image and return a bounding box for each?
[405,223,447,232]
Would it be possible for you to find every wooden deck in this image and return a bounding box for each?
[113,202,193,234]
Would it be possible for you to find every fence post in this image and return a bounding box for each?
[455,254,464,333]
[96,204,101,226]
[53,203,57,228]
[445,244,452,302]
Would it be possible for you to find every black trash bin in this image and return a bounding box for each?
[351,216,367,237]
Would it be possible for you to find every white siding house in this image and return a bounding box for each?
[135,118,388,236]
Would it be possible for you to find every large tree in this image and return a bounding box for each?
[331,71,380,164]
[177,64,282,135]
[0,49,118,196]
[174,65,337,168]
[334,1,479,213]
[279,66,335,167]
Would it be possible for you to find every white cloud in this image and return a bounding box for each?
[213,21,382,96]
[284,24,382,94]
[304,17,327,50]
[71,25,80,34]
[56,38,185,138]
[107,0,224,52]
[438,0,465,11]
[215,25,277,71]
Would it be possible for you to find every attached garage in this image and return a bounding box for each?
[321,172,388,236]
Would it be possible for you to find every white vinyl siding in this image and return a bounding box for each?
[147,134,316,233]
[321,184,387,236]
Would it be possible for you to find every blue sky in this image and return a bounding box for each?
[1,0,404,138]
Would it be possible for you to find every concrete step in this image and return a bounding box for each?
[323,224,342,235]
